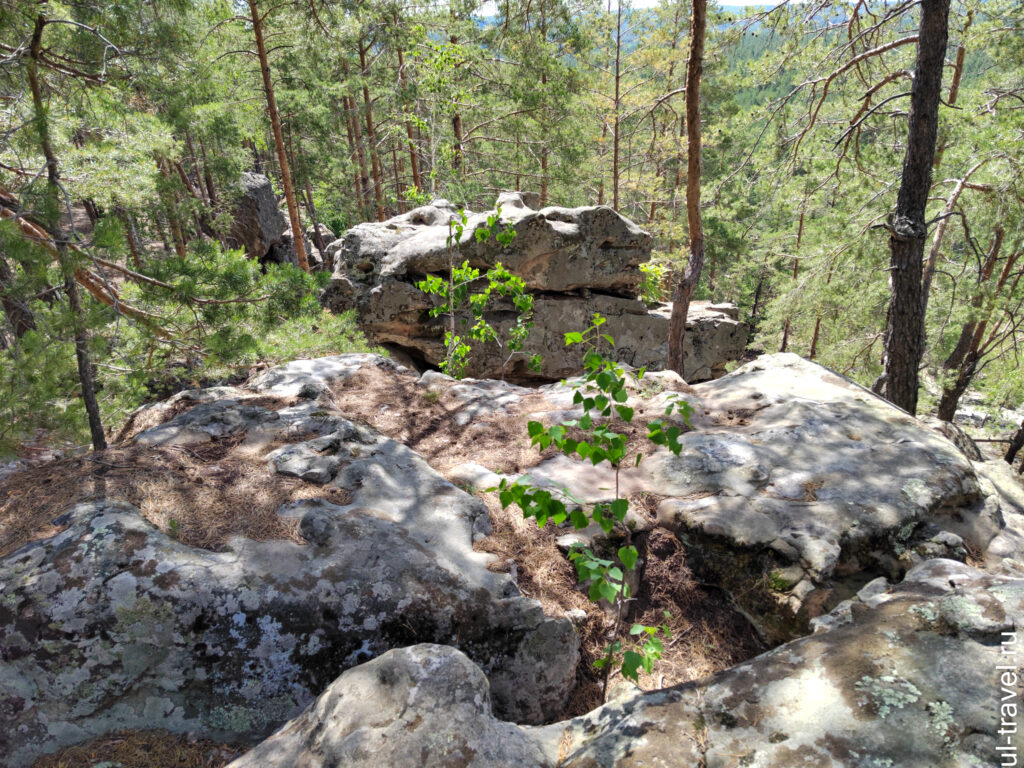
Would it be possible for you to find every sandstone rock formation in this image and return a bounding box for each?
[0,356,577,767]
[450,352,1021,644]
[227,173,323,269]
[228,173,286,262]
[227,559,1023,767]
[6,351,1024,767]
[319,193,747,381]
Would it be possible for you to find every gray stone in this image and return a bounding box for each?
[228,173,287,261]
[228,561,1024,768]
[226,645,551,768]
[319,197,747,382]
[0,358,579,767]
[548,560,1024,768]
[501,352,1022,643]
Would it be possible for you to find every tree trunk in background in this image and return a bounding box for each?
[28,13,106,451]
[198,136,218,206]
[666,0,705,376]
[394,18,422,192]
[878,0,949,415]
[247,0,309,271]
[156,158,188,260]
[1007,420,1024,470]
[936,239,1020,422]
[611,0,622,211]
[117,208,143,269]
[0,254,36,338]
[359,39,385,221]
[933,10,971,169]
[780,209,805,352]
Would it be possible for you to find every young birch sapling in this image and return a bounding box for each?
[495,314,692,698]
[416,206,541,379]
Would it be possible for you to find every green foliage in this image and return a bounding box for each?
[495,313,691,693]
[416,207,538,379]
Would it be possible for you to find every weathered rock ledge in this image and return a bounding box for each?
[319,193,747,381]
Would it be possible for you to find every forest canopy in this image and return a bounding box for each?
[0,0,1021,459]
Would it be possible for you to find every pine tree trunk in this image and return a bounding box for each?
[247,0,309,271]
[358,40,385,221]
[198,136,218,206]
[944,228,1003,372]
[1006,420,1024,468]
[612,1,622,211]
[117,207,143,269]
[394,24,422,192]
[666,0,705,377]
[780,210,804,352]
[936,238,1019,421]
[28,13,106,451]
[879,0,950,415]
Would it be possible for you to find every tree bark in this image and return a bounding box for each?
[936,238,1020,422]
[28,13,106,451]
[780,211,805,352]
[878,0,949,415]
[942,227,1003,373]
[612,0,622,211]
[116,207,143,269]
[666,0,706,377]
[394,18,422,192]
[1007,420,1024,468]
[198,136,219,206]
[247,0,309,271]
[358,39,385,221]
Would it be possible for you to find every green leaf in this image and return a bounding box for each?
[615,405,634,422]
[610,498,629,521]
[618,545,639,570]
[621,650,644,682]
[565,332,583,345]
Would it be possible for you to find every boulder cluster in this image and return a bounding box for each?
[319,193,747,382]
[3,351,1024,766]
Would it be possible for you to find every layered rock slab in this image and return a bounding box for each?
[0,356,577,767]
[319,194,746,381]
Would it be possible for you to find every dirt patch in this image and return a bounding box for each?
[0,434,350,556]
[477,487,766,716]
[32,729,240,768]
[324,365,558,475]
[630,528,766,685]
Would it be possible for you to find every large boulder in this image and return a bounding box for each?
[226,645,551,768]
[320,194,747,381]
[0,356,577,767]
[228,173,287,261]
[467,353,1022,643]
[552,558,1024,768]
[227,560,1024,768]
